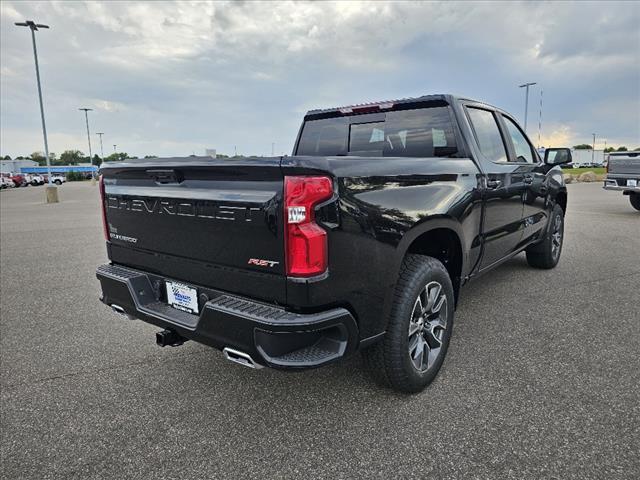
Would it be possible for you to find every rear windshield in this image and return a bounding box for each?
[296,107,458,157]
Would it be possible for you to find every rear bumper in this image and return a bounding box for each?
[603,176,640,192]
[96,263,358,369]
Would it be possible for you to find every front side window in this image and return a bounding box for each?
[466,107,507,163]
[502,116,535,163]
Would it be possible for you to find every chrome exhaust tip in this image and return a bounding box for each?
[223,347,263,369]
[110,304,135,320]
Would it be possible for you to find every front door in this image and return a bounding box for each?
[498,113,549,245]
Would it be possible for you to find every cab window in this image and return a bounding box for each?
[502,116,536,163]
[466,107,507,163]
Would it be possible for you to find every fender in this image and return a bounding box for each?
[393,216,468,280]
[374,217,468,335]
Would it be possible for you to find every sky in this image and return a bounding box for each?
[1,0,639,159]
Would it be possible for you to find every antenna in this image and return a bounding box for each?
[537,89,543,149]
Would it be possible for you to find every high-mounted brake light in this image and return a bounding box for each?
[339,101,394,115]
[284,176,333,277]
[98,175,109,241]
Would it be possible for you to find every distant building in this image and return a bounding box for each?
[0,159,38,174]
[205,149,217,158]
[19,165,98,174]
[571,149,605,166]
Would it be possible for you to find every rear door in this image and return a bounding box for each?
[464,105,526,268]
[101,157,286,303]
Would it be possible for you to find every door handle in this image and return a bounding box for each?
[486,179,502,189]
[523,175,533,185]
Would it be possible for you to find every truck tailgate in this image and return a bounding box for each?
[100,157,285,302]
[608,153,640,175]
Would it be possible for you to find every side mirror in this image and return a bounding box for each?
[544,148,572,166]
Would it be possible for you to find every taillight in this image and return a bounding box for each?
[98,175,109,241]
[284,176,333,277]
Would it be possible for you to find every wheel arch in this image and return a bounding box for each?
[394,219,467,305]
[556,188,567,215]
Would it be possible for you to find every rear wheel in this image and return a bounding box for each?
[54,180,62,185]
[630,193,640,211]
[362,255,454,393]
[526,204,564,269]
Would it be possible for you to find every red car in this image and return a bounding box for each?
[8,174,28,187]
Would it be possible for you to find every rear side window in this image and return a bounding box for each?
[296,107,458,158]
[466,107,507,163]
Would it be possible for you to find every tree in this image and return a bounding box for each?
[144,155,158,159]
[104,152,129,162]
[604,147,615,153]
[616,146,628,152]
[634,147,640,151]
[59,150,85,165]
[573,144,592,150]
[92,154,101,164]
[2,155,11,160]
[30,151,46,166]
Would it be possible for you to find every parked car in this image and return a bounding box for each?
[30,174,45,186]
[603,151,640,210]
[0,176,16,189]
[8,173,27,187]
[96,93,571,393]
[42,174,66,185]
[52,174,66,185]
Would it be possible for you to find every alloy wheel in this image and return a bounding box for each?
[551,214,563,259]
[408,281,448,372]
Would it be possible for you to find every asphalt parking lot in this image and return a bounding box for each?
[1,181,638,479]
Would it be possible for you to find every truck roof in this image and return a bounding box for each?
[304,94,498,121]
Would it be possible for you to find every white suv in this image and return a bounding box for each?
[50,174,66,185]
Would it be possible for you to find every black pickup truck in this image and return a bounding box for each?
[96,94,571,392]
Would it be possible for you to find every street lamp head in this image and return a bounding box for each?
[15,20,49,30]
[519,82,537,88]
[79,108,93,112]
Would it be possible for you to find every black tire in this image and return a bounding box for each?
[362,255,454,393]
[54,180,62,185]
[526,204,564,269]
[630,193,640,211]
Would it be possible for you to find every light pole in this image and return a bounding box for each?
[96,132,104,162]
[519,82,537,132]
[79,108,94,177]
[592,133,596,164]
[113,144,117,153]
[15,19,56,200]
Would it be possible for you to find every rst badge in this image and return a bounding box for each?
[248,258,279,268]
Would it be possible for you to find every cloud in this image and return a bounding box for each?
[1,0,639,158]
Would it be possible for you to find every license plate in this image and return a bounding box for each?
[627,179,637,187]
[165,281,199,314]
